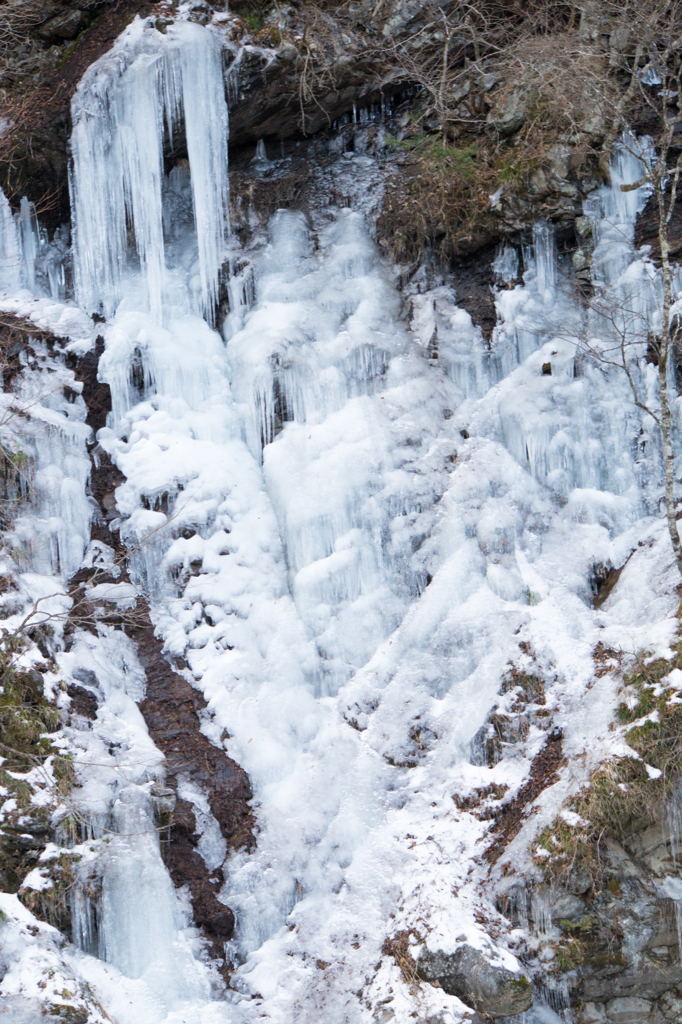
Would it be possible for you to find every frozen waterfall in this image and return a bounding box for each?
[1,15,679,1024]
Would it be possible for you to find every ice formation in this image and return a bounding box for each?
[0,185,21,294]
[2,16,682,1024]
[70,18,229,323]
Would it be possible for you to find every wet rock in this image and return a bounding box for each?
[416,945,533,1018]
[66,683,98,720]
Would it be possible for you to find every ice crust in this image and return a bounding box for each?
[1,20,681,1024]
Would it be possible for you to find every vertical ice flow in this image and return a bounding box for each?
[18,197,40,291]
[0,186,21,293]
[70,20,229,322]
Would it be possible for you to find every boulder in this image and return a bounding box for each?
[487,91,526,136]
[606,996,652,1023]
[416,945,533,1018]
[37,9,86,41]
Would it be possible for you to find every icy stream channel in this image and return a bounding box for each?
[1,16,682,1024]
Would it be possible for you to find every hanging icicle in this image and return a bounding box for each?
[70,19,229,323]
[0,186,21,294]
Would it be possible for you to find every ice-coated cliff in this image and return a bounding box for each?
[1,14,682,1024]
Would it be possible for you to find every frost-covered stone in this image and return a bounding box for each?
[416,945,533,1018]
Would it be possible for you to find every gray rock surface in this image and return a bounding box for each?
[486,91,526,135]
[37,9,86,41]
[417,945,533,1018]
[605,996,652,1024]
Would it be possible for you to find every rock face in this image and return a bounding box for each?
[416,945,533,1018]
[36,9,87,41]
[501,835,682,1024]
[131,606,256,947]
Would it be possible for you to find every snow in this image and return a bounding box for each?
[0,291,95,350]
[21,867,53,891]
[1,18,682,1024]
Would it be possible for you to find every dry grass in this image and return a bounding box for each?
[535,633,682,886]
[382,930,421,991]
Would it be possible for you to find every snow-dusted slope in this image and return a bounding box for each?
[1,16,681,1024]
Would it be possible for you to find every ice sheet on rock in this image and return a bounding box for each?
[0,293,95,349]
[70,18,229,323]
[45,36,682,1022]
[4,342,93,578]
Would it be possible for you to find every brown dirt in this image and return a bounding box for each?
[484,729,564,864]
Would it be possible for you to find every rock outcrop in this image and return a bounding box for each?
[417,945,533,1018]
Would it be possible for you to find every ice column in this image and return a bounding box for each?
[98,787,209,1004]
[18,197,39,291]
[70,20,229,322]
[533,219,557,299]
[0,187,21,293]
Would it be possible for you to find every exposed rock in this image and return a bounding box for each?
[448,242,499,341]
[1,0,153,224]
[416,945,533,1018]
[605,996,652,1023]
[65,682,98,720]
[635,192,682,263]
[580,961,682,1004]
[486,91,526,136]
[37,10,87,42]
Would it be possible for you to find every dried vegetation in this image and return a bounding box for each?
[535,627,682,885]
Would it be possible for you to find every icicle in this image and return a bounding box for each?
[540,976,572,1015]
[533,220,557,299]
[176,24,230,318]
[17,196,40,291]
[0,186,21,293]
[493,245,519,284]
[254,138,267,162]
[530,888,553,936]
[70,21,229,323]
